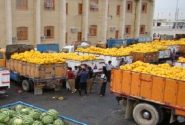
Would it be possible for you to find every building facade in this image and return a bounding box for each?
[0,0,154,48]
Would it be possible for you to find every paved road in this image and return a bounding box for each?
[0,83,135,125]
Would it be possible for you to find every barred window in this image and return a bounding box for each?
[44,0,55,10]
[44,26,54,38]
[16,0,28,10]
[17,27,28,40]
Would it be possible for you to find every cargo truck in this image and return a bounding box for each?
[110,69,185,125]
[1,44,67,95]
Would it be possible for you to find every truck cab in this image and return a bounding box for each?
[61,45,75,53]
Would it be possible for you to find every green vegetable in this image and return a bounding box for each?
[12,118,23,125]
[20,108,31,115]
[29,110,41,120]
[42,115,54,124]
[0,123,5,125]
[47,109,59,119]
[32,121,43,125]
[54,119,64,125]
[22,115,34,125]
[15,105,24,112]
[0,113,9,123]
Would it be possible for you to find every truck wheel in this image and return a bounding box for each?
[133,103,160,125]
[22,80,31,92]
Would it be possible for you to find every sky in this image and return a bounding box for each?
[154,0,185,20]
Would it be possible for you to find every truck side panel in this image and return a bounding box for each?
[111,69,185,116]
[140,74,153,99]
[122,71,131,94]
[151,76,165,102]
[164,79,178,105]
[131,72,140,97]
[177,81,185,108]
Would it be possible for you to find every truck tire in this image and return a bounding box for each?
[22,80,31,92]
[133,103,160,125]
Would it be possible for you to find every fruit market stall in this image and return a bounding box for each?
[0,101,87,125]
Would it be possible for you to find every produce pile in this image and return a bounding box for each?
[0,105,64,125]
[77,40,185,56]
[177,57,185,63]
[11,50,96,64]
[120,61,185,81]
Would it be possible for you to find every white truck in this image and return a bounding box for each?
[76,51,133,67]
[66,59,105,73]
[0,68,10,94]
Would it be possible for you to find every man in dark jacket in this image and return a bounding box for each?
[78,68,88,96]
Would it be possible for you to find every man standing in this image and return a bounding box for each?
[106,61,114,82]
[78,67,88,96]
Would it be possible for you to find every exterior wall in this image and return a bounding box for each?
[125,0,136,38]
[0,0,154,48]
[107,0,121,39]
[67,0,82,45]
[0,0,6,47]
[12,0,35,45]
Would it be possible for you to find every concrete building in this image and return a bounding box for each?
[0,0,154,48]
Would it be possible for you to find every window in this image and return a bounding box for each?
[127,1,132,13]
[17,27,28,40]
[115,30,119,39]
[66,3,68,15]
[44,0,55,10]
[142,2,147,13]
[16,0,28,10]
[116,5,121,16]
[44,26,54,38]
[140,25,145,34]
[125,25,131,35]
[77,32,82,41]
[89,25,97,36]
[90,0,98,11]
[78,3,83,15]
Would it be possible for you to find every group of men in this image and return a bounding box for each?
[66,61,114,96]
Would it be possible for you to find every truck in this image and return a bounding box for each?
[0,48,10,94]
[66,59,105,73]
[110,69,185,125]
[1,44,67,95]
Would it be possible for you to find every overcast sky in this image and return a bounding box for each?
[154,0,185,20]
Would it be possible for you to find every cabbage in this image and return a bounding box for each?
[42,115,54,124]
[22,115,34,125]
[54,119,64,125]
[15,105,24,112]
[32,121,43,125]
[47,109,59,119]
[12,118,23,125]
[0,113,10,123]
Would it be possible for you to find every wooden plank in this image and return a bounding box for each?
[131,72,141,96]
[122,71,131,94]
